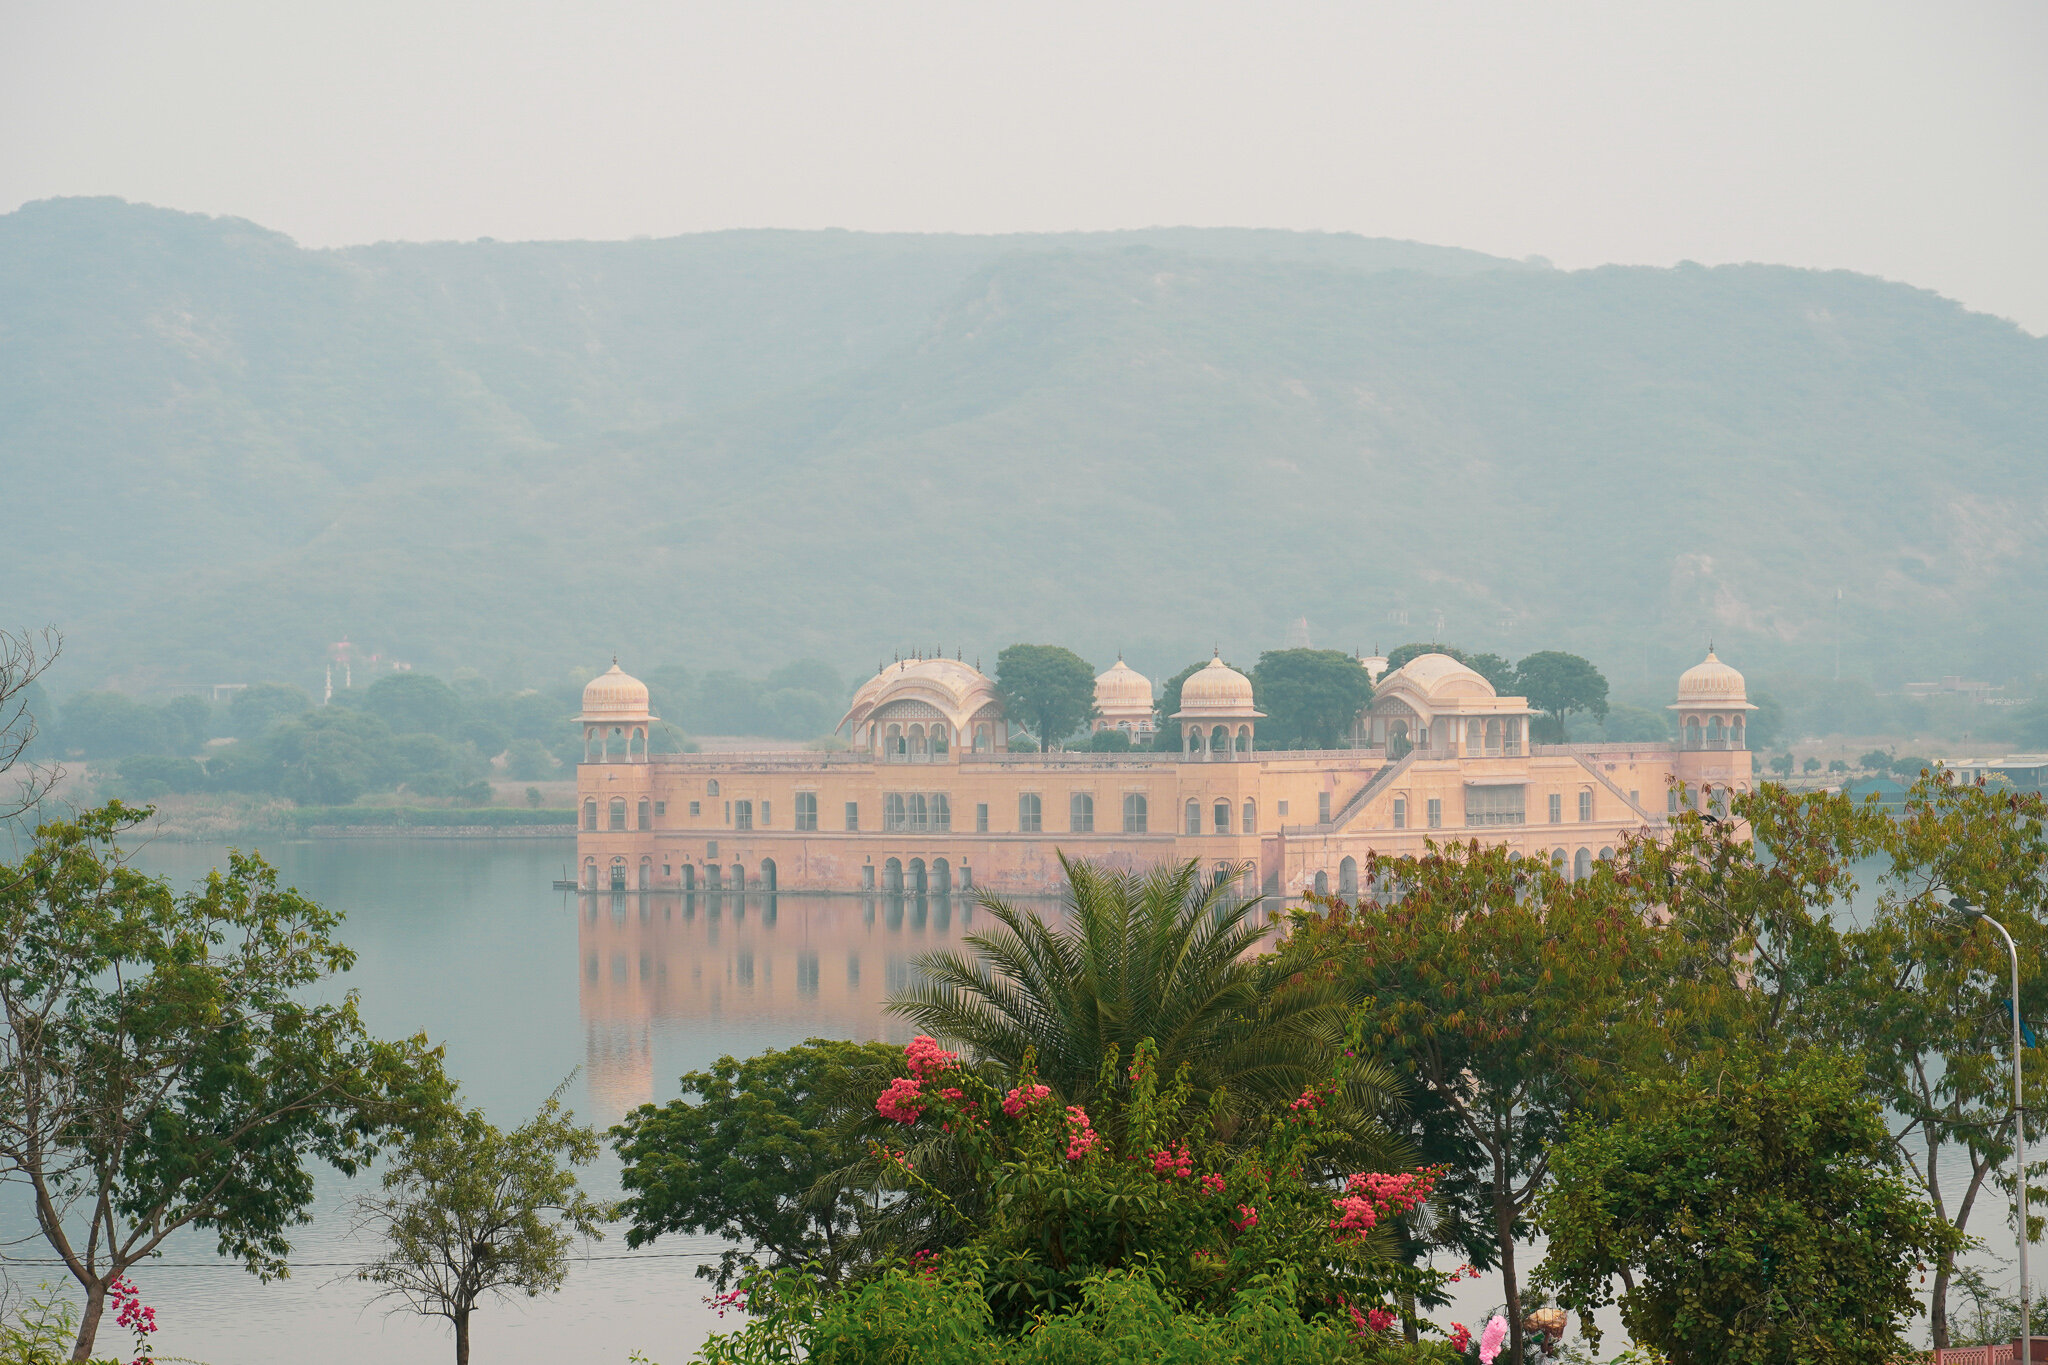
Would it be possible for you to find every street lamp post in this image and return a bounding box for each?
[1953,897,2031,1346]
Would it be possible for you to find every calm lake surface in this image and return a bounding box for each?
[39,837,985,1365]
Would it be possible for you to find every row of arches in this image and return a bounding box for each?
[1680,715,1747,751]
[585,796,653,832]
[1182,724,1253,761]
[584,857,780,892]
[584,723,649,763]
[873,720,1004,760]
[1182,798,1257,835]
[878,857,961,895]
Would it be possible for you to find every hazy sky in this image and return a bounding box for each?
[5,0,2046,331]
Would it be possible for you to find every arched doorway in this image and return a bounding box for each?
[729,864,745,893]
[760,858,777,891]
[681,863,695,891]
[1573,848,1593,881]
[884,857,903,893]
[908,858,927,894]
[1338,856,1358,897]
[583,857,598,890]
[931,858,951,894]
[705,864,722,891]
[1313,869,1330,896]
[638,857,651,890]
[609,858,627,892]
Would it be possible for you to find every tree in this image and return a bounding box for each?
[0,804,450,1360]
[1150,661,1211,750]
[1251,650,1373,750]
[890,858,1382,1131]
[226,682,313,738]
[1858,748,1894,772]
[0,625,60,820]
[355,1089,608,1365]
[1084,728,1134,752]
[1511,652,1607,740]
[1536,1049,1962,1364]
[363,673,467,739]
[994,645,1097,751]
[1296,842,1670,1362]
[266,707,397,805]
[1839,770,2048,1346]
[158,694,214,753]
[1802,756,1822,774]
[612,1039,907,1290]
[54,692,166,759]
[1769,752,1795,776]
[1828,759,1848,774]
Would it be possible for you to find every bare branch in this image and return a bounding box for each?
[0,626,62,824]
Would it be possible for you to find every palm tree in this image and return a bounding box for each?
[889,855,1404,1147]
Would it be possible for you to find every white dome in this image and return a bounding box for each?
[1673,650,1752,708]
[838,656,1002,734]
[1172,655,1262,718]
[580,662,653,722]
[1094,657,1154,713]
[1382,652,1496,701]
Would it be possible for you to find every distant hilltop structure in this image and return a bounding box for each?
[574,646,1753,897]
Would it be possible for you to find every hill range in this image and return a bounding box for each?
[4,196,2044,703]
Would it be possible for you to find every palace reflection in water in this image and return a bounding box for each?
[576,888,982,1116]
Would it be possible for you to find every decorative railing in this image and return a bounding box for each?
[1930,1344,2015,1365]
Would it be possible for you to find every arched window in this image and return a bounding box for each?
[1551,848,1568,876]
[1707,716,1725,748]
[909,725,927,761]
[1684,717,1702,750]
[908,859,926,894]
[1185,799,1201,835]
[1485,719,1501,755]
[707,779,720,797]
[1211,725,1229,760]
[1242,799,1256,834]
[1732,717,1746,750]
[907,794,927,831]
[1711,786,1730,819]
[1236,726,1250,753]
[932,726,949,757]
[885,794,906,831]
[1573,848,1593,881]
[1505,717,1522,756]
[1018,793,1042,833]
[884,857,903,893]
[609,858,627,891]
[1339,856,1359,897]
[1213,799,1231,835]
[974,724,992,753]
[1467,719,1483,752]
[1123,793,1148,833]
[1070,792,1094,832]
[583,857,598,890]
[637,798,650,831]
[886,724,905,761]
[1598,846,1614,862]
[608,798,627,831]
[1578,790,1593,822]
[1313,870,1330,896]
[583,799,597,832]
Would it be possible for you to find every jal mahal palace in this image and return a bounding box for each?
[571,646,1756,899]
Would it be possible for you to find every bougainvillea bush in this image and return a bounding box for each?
[690,1034,1462,1361]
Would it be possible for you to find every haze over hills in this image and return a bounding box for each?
[5,195,2045,704]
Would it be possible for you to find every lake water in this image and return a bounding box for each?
[20,837,985,1365]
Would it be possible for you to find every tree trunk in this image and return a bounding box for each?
[454,1308,471,1365]
[1495,1177,1524,1363]
[1931,1252,1954,1349]
[70,1281,106,1363]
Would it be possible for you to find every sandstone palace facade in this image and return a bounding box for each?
[574,649,1755,897]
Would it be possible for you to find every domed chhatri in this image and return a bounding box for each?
[1673,649,1753,708]
[839,655,1008,761]
[1093,657,1156,736]
[580,661,656,763]
[1171,654,1264,761]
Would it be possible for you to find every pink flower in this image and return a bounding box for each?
[876,1077,925,1123]
[705,1287,749,1319]
[1479,1313,1508,1364]
[1063,1106,1101,1159]
[1200,1172,1226,1195]
[904,1035,959,1080]
[1001,1082,1050,1116]
[1367,1307,1396,1333]
[1231,1203,1258,1231]
[1151,1145,1194,1178]
[1449,1322,1471,1352]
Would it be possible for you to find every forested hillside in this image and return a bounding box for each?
[5,195,2043,700]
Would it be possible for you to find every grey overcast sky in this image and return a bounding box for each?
[5,0,2046,331]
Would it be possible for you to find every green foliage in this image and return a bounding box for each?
[1857,749,1893,771]
[362,673,467,738]
[1296,843,1670,1359]
[1768,752,1795,776]
[114,753,207,795]
[54,691,166,758]
[612,1039,909,1290]
[1535,1049,1962,1365]
[228,682,314,738]
[890,858,1381,1130]
[1511,652,1608,737]
[1801,756,1821,774]
[995,647,1098,751]
[1593,705,1671,743]
[355,1088,609,1364]
[1892,754,1934,778]
[1083,728,1133,752]
[0,802,452,1358]
[1251,651,1373,750]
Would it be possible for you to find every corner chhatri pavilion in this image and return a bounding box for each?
[576,649,1754,897]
